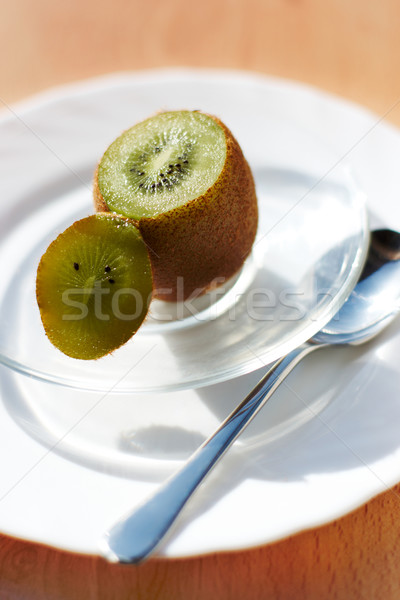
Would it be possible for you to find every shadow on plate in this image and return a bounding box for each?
[1,317,400,495]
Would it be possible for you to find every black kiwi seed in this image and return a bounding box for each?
[73,262,79,271]
[109,278,115,284]
[105,265,111,273]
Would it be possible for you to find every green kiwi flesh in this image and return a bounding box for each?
[96,111,227,219]
[36,214,153,360]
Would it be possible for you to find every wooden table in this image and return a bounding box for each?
[2,1,400,597]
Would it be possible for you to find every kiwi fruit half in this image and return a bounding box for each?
[94,110,258,301]
[36,213,153,360]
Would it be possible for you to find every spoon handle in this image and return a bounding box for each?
[101,342,319,564]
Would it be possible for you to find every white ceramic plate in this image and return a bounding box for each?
[1,70,400,558]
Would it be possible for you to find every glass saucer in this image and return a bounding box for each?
[0,88,368,393]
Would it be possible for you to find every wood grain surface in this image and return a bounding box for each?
[2,0,400,125]
[2,0,400,598]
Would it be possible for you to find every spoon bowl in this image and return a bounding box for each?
[102,229,400,564]
[314,229,400,345]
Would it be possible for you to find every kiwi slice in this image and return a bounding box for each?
[36,214,153,360]
[94,110,258,301]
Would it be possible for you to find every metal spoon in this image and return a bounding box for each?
[101,229,400,564]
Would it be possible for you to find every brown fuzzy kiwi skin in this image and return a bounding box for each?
[93,112,258,302]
